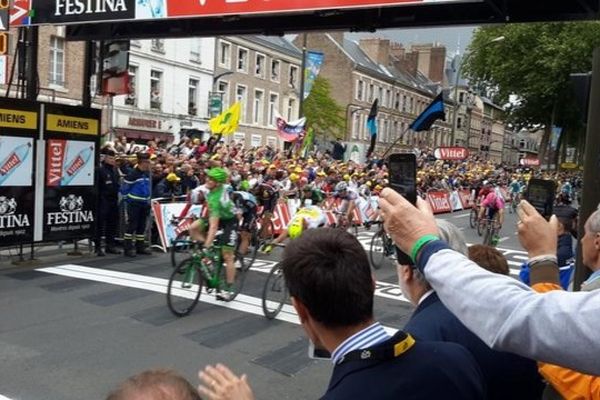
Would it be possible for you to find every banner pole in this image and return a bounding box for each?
[380,126,411,160]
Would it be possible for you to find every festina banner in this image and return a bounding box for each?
[0,187,34,244]
[43,186,95,241]
[15,0,481,25]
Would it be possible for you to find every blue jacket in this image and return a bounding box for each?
[121,167,151,203]
[322,330,485,400]
[404,292,544,400]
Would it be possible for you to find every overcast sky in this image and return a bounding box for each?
[346,25,478,56]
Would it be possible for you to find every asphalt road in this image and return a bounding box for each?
[0,209,527,400]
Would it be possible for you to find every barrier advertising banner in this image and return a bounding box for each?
[0,101,39,245]
[17,0,481,26]
[427,191,452,214]
[42,104,100,242]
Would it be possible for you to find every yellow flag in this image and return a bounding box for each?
[209,102,241,136]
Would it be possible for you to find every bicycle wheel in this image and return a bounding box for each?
[237,231,258,272]
[170,230,193,268]
[477,219,485,237]
[483,224,492,246]
[262,263,288,319]
[469,209,478,229]
[167,258,203,317]
[217,251,247,302]
[369,230,387,270]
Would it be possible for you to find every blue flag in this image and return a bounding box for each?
[366,99,378,159]
[409,93,446,132]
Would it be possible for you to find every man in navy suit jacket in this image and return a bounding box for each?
[281,228,485,400]
[398,241,544,400]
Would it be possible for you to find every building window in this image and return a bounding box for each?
[289,65,299,88]
[287,98,296,121]
[233,132,246,144]
[219,41,231,68]
[253,90,264,125]
[217,80,229,110]
[236,85,247,122]
[378,87,384,103]
[237,47,248,72]
[255,53,266,78]
[268,93,278,127]
[409,97,414,113]
[459,92,465,103]
[125,65,137,106]
[150,70,162,110]
[402,95,408,112]
[457,117,463,129]
[251,135,262,148]
[266,136,277,148]
[356,80,364,101]
[395,92,400,110]
[386,89,391,108]
[49,36,65,86]
[188,79,199,116]
[271,59,280,82]
[352,113,360,139]
[368,84,374,103]
[190,39,202,63]
[151,39,165,53]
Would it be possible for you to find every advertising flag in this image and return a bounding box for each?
[550,126,563,152]
[209,102,241,136]
[409,92,445,132]
[275,112,306,142]
[303,51,324,100]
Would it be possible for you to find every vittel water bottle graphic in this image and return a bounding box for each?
[60,146,93,186]
[0,142,31,186]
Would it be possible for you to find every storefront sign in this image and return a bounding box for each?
[128,117,163,130]
[560,162,578,169]
[17,0,481,25]
[116,113,167,132]
[433,146,468,161]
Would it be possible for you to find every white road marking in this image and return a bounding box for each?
[0,395,14,400]
[38,264,400,335]
[453,213,472,219]
[498,236,510,243]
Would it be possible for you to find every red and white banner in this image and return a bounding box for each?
[17,0,480,26]
[458,189,474,209]
[427,191,452,214]
[520,158,540,167]
[434,147,469,161]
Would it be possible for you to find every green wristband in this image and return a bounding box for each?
[410,235,440,264]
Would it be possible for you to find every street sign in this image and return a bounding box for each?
[560,162,578,169]
[520,158,540,167]
[15,0,482,26]
[433,146,469,161]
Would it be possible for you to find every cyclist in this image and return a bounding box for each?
[508,178,522,213]
[332,181,359,228]
[231,190,258,256]
[298,183,324,207]
[477,182,506,230]
[187,167,238,301]
[255,174,278,240]
[263,205,327,253]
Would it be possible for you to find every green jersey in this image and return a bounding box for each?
[207,185,235,221]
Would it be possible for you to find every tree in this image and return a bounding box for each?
[463,22,600,165]
[303,76,345,141]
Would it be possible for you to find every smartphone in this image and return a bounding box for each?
[524,179,556,219]
[387,153,417,265]
[308,341,331,360]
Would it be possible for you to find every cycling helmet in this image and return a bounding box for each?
[166,172,181,183]
[288,218,304,239]
[335,181,348,192]
[206,167,228,183]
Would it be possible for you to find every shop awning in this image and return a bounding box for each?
[113,128,173,143]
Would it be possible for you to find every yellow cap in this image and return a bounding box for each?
[295,167,303,173]
[289,173,299,182]
[166,173,181,182]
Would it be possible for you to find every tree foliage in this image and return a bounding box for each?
[463,22,600,163]
[303,76,345,140]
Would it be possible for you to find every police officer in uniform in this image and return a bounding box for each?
[120,152,152,257]
[95,148,121,256]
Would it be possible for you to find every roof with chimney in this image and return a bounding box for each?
[335,37,439,96]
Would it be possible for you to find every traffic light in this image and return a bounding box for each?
[100,40,130,96]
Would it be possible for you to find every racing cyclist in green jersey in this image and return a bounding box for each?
[188,167,238,301]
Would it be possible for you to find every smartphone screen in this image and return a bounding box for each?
[308,341,331,360]
[387,153,417,205]
[387,153,417,265]
[525,179,556,218]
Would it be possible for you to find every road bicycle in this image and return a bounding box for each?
[238,214,275,271]
[331,210,359,236]
[368,221,395,270]
[261,243,288,319]
[508,193,520,214]
[166,242,247,317]
[478,216,502,247]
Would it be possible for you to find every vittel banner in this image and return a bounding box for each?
[46,139,95,187]
[0,100,38,245]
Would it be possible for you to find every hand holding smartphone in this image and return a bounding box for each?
[386,153,417,265]
[524,179,556,219]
